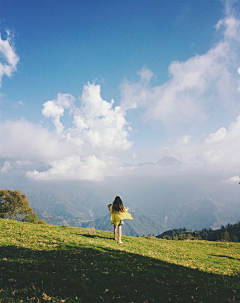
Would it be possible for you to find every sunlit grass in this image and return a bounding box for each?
[0,219,239,302]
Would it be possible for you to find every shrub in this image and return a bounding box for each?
[163,235,172,240]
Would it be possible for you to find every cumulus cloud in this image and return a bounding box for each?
[0,34,19,85]
[165,112,240,169]
[42,93,75,133]
[120,15,240,128]
[22,83,132,181]
[205,127,227,143]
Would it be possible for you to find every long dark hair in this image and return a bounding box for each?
[112,196,124,212]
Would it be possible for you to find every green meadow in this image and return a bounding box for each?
[0,219,239,303]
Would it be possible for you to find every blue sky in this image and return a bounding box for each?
[1,0,240,185]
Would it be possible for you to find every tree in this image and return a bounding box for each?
[223,231,231,242]
[179,234,186,240]
[213,232,219,241]
[0,189,39,223]
[163,235,172,240]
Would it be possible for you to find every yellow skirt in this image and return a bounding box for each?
[110,206,133,226]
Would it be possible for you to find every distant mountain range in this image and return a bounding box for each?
[162,197,220,230]
[33,208,166,237]
[133,156,182,167]
[1,156,239,232]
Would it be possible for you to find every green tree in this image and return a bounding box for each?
[0,189,39,223]
[213,232,219,241]
[163,235,172,240]
[222,231,231,242]
[179,234,186,240]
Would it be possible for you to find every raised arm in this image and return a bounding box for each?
[107,204,112,211]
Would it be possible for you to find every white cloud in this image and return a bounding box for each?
[2,3,240,183]
[137,66,154,82]
[26,155,106,181]
[0,35,19,85]
[205,127,227,143]
[175,135,191,145]
[221,175,240,183]
[42,93,75,133]
[72,82,132,152]
[215,16,240,39]
[120,15,240,128]
[22,83,132,181]
[0,119,75,161]
[1,160,11,173]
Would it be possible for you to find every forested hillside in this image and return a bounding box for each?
[157,221,240,242]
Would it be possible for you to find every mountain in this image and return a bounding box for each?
[163,197,219,230]
[134,156,182,167]
[156,156,182,167]
[33,208,89,227]
[33,208,166,237]
[0,159,145,221]
[1,157,240,232]
[82,211,166,236]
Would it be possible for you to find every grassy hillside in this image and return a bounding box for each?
[0,219,239,303]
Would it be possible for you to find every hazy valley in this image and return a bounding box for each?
[1,157,239,236]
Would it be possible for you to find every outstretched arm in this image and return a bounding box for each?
[107,204,112,211]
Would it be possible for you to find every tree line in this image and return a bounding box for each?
[157,223,240,242]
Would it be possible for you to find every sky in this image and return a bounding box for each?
[1,0,240,188]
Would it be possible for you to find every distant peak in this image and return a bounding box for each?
[156,157,182,166]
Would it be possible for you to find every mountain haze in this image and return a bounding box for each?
[1,157,239,232]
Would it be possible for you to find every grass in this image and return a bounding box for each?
[0,219,239,303]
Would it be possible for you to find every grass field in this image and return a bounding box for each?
[0,219,239,302]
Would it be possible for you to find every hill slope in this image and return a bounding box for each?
[0,219,239,303]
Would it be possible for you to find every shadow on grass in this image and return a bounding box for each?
[211,254,240,261]
[80,233,113,240]
[0,244,239,303]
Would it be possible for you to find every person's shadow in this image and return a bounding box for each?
[76,233,111,240]
[211,254,240,261]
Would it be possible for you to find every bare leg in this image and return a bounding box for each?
[114,225,117,240]
[118,225,122,243]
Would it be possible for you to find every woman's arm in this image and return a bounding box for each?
[107,204,112,211]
